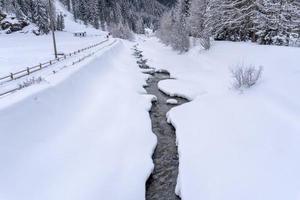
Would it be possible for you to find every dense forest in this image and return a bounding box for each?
[0,0,167,35]
[59,0,166,33]
[158,0,300,51]
[1,0,299,48]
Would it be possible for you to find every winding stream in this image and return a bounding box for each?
[133,45,188,200]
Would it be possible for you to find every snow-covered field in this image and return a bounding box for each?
[0,32,107,76]
[0,0,105,77]
[0,40,157,200]
[140,37,300,200]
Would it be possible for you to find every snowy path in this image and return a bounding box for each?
[0,40,156,200]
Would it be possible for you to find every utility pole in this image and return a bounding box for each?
[48,0,58,59]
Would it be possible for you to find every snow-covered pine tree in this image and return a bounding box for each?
[97,0,107,30]
[34,0,50,34]
[87,0,99,29]
[188,0,211,49]
[64,0,165,32]
[135,17,145,34]
[208,0,257,41]
[157,11,174,45]
[19,0,35,21]
[56,13,64,31]
[189,0,206,38]
[78,0,88,25]
[183,0,191,17]
[253,0,300,45]
[173,0,190,51]
[157,0,190,52]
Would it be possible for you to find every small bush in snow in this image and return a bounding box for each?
[231,64,263,90]
[18,77,44,89]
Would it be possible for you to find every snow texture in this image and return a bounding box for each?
[0,40,156,200]
[140,36,300,200]
[166,99,178,105]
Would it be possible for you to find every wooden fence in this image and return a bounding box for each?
[0,38,113,97]
[0,39,109,84]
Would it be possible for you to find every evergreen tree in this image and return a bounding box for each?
[34,0,50,34]
[56,13,65,31]
[157,1,190,52]
[159,0,300,49]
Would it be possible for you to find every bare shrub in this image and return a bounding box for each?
[18,77,44,89]
[231,64,263,90]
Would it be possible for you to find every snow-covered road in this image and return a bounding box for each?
[0,40,156,200]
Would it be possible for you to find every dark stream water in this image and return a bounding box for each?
[133,45,188,200]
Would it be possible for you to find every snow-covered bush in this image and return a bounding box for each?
[108,23,134,41]
[231,64,263,90]
[157,6,190,52]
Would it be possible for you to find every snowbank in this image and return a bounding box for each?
[0,40,156,200]
[140,37,300,200]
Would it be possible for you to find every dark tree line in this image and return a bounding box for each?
[0,0,65,34]
[1,0,166,36]
[60,0,166,34]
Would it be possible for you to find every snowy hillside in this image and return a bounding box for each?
[53,1,100,34]
[0,0,106,77]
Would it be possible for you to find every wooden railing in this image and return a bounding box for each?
[0,39,109,84]
[0,39,117,97]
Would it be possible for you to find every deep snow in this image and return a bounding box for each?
[1,2,157,200]
[1,3,300,197]
[0,40,156,200]
[139,37,300,200]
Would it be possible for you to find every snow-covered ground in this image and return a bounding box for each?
[1,1,300,196]
[0,32,107,76]
[139,37,300,200]
[0,0,106,77]
[0,40,156,200]
[0,2,158,200]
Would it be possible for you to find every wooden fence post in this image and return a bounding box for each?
[10,73,13,80]
[27,67,30,75]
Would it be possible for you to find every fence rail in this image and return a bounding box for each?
[0,39,109,85]
[0,38,116,98]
